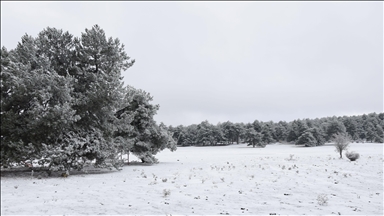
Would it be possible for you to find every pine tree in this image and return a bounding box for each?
[274,121,288,142]
[168,125,186,146]
[286,120,308,143]
[374,125,384,143]
[35,27,76,77]
[296,127,325,147]
[296,131,317,147]
[325,119,347,141]
[343,117,359,141]
[1,25,178,172]
[311,127,326,146]
[245,128,264,148]
[66,25,135,166]
[115,86,176,163]
[182,124,199,146]
[365,122,377,142]
[234,123,245,144]
[221,121,236,144]
[1,36,78,168]
[197,120,213,146]
[252,120,262,133]
[261,122,276,144]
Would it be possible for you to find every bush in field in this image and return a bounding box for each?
[345,151,360,161]
[285,154,295,161]
[163,189,171,197]
[317,194,328,206]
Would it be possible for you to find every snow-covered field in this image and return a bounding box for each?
[1,143,383,215]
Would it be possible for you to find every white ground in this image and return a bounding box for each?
[1,143,383,215]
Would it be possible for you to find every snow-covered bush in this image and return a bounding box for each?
[317,194,328,206]
[163,189,171,197]
[345,151,360,161]
[285,154,295,161]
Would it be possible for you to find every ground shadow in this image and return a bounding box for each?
[0,161,166,179]
[0,167,118,179]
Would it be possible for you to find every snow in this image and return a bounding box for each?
[1,143,383,215]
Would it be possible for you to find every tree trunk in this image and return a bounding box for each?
[127,151,130,164]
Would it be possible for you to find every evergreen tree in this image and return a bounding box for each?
[325,119,347,141]
[245,128,264,148]
[261,122,275,144]
[297,120,309,137]
[342,117,359,140]
[35,27,76,77]
[296,131,317,147]
[274,121,288,142]
[115,86,176,163]
[169,125,187,146]
[286,120,308,143]
[354,117,366,142]
[196,120,224,146]
[296,127,325,147]
[196,120,212,146]
[364,122,377,142]
[311,127,326,146]
[1,25,176,171]
[51,25,136,168]
[378,113,384,128]
[374,125,384,143]
[1,36,78,169]
[182,124,199,146]
[221,121,236,144]
[252,120,262,132]
[233,123,245,144]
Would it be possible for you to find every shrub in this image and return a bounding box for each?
[285,154,295,161]
[163,189,171,197]
[345,151,360,161]
[317,194,328,206]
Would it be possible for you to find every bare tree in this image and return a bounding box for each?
[333,133,350,158]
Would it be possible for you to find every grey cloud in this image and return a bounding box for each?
[1,2,382,126]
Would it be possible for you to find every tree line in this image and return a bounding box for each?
[1,25,177,172]
[168,112,384,147]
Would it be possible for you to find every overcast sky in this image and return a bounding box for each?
[1,2,383,126]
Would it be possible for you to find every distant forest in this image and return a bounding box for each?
[168,112,384,147]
